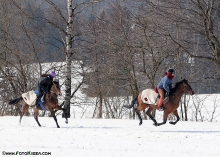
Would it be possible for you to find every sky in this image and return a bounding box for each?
[1,116,220,157]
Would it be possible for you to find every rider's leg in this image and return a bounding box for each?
[163,92,169,103]
[157,89,164,110]
[35,86,43,108]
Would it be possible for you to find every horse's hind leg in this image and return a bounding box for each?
[169,110,180,125]
[146,107,158,126]
[19,102,29,124]
[135,108,143,126]
[34,109,41,127]
[50,109,60,128]
[135,94,148,126]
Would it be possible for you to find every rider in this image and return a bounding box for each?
[35,71,56,108]
[157,68,175,111]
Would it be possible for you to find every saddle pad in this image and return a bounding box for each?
[22,90,37,106]
[141,89,158,104]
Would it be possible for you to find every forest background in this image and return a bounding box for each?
[0,0,220,122]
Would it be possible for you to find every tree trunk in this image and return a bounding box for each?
[63,0,73,118]
[183,94,188,121]
[98,95,103,118]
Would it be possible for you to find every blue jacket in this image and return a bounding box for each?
[157,76,172,93]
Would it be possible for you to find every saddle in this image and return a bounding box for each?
[141,89,169,104]
[22,90,46,110]
[22,90,37,106]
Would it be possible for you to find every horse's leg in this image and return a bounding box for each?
[157,111,169,126]
[169,110,180,125]
[136,94,148,126]
[135,108,143,126]
[33,109,41,127]
[50,109,60,128]
[19,102,29,124]
[146,107,158,126]
[54,106,68,124]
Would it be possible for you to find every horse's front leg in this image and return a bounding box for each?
[50,109,60,128]
[54,106,68,124]
[146,107,158,126]
[169,110,180,125]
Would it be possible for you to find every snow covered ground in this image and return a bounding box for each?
[1,116,220,157]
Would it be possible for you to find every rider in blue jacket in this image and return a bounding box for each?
[157,68,175,111]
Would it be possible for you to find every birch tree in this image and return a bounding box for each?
[44,0,101,118]
[63,0,73,118]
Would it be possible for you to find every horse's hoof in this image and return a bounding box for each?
[65,120,68,124]
[139,122,142,126]
[153,123,158,127]
[169,122,175,125]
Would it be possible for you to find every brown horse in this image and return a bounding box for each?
[124,79,194,126]
[8,81,68,128]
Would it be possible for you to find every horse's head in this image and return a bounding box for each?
[52,81,61,96]
[180,79,194,95]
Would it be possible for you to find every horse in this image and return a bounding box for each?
[8,81,68,128]
[124,79,194,126]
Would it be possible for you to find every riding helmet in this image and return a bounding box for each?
[168,68,175,74]
[50,71,56,77]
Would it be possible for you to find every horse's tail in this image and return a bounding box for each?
[8,96,23,105]
[123,95,138,109]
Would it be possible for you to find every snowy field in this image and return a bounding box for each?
[1,116,220,157]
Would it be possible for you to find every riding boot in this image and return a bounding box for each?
[157,97,164,111]
[159,106,164,111]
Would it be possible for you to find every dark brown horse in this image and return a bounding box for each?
[124,79,194,126]
[8,81,68,128]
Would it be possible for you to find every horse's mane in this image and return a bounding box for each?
[171,79,188,93]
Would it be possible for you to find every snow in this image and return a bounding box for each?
[1,116,220,157]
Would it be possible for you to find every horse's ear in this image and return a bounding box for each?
[53,78,59,83]
[183,79,188,83]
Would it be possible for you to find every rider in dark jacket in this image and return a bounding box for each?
[35,71,56,108]
[157,68,175,111]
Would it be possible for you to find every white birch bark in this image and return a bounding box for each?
[63,0,73,118]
